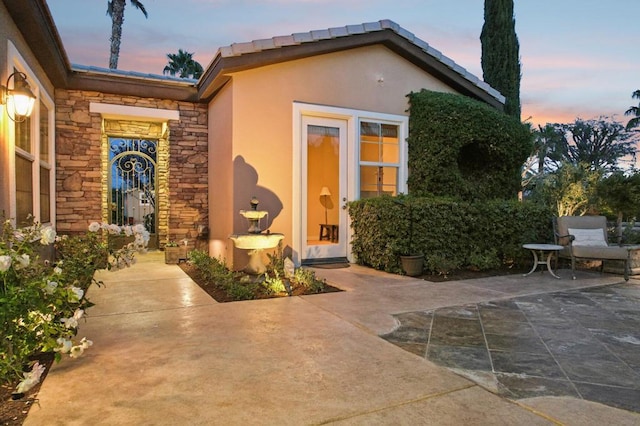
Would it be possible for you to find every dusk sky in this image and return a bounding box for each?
[47,0,639,127]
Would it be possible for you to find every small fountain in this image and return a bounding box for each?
[229,197,284,274]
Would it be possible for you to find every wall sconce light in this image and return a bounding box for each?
[2,71,36,122]
[320,186,331,224]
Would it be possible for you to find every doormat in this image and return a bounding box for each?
[310,263,350,269]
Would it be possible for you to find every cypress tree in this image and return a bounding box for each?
[480,0,521,119]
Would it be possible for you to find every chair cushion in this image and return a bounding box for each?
[568,228,607,247]
[556,216,609,246]
[571,245,630,260]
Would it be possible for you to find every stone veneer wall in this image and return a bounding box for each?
[55,90,208,250]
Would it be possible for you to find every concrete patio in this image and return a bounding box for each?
[24,251,640,425]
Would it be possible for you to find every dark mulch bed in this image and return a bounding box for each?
[1,353,54,426]
[419,265,531,282]
[178,263,342,302]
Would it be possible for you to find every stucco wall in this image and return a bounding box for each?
[208,83,234,260]
[210,44,459,267]
[56,90,208,248]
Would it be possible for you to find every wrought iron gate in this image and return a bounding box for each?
[108,138,158,247]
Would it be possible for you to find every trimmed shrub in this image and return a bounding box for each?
[349,196,553,274]
[406,90,532,201]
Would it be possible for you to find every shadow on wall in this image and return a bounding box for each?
[233,156,283,233]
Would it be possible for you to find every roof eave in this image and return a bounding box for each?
[3,0,71,87]
[67,69,200,103]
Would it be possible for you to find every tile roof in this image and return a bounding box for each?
[216,19,504,104]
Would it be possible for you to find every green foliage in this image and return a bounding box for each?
[294,268,326,293]
[480,0,521,118]
[163,49,204,79]
[621,222,640,244]
[527,163,601,217]
[187,247,327,300]
[624,89,640,131]
[263,270,286,294]
[1,220,147,385]
[349,196,553,275]
[406,90,532,201]
[597,171,640,220]
[187,250,254,300]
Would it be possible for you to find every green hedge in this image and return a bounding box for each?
[406,90,532,201]
[349,195,553,274]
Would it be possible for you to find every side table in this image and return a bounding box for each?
[522,243,563,279]
[319,224,339,242]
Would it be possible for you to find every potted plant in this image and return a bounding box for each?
[395,198,424,276]
[164,241,181,264]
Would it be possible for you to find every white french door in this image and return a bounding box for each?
[300,116,349,262]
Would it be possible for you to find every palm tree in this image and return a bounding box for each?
[625,89,640,130]
[163,49,204,79]
[107,0,148,69]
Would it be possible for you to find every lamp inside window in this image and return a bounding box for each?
[2,71,36,122]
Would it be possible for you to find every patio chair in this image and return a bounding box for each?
[554,215,639,281]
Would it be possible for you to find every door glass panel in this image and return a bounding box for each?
[307,125,339,246]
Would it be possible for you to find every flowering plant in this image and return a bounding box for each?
[0,219,148,393]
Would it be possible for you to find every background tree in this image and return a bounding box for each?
[597,171,640,239]
[528,162,601,217]
[532,123,566,173]
[625,89,640,130]
[480,0,522,119]
[163,49,204,79]
[560,117,636,172]
[107,0,148,69]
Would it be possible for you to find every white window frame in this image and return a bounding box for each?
[7,41,55,226]
[357,119,406,198]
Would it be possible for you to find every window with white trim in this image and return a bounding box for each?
[8,48,55,226]
[359,120,401,198]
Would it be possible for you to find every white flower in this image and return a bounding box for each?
[0,255,11,272]
[54,338,73,354]
[133,224,145,234]
[88,222,101,232]
[15,254,30,270]
[44,280,58,295]
[68,286,84,302]
[40,226,56,245]
[54,266,63,275]
[69,345,84,358]
[61,309,84,329]
[123,226,133,237]
[107,224,121,235]
[80,337,93,349]
[15,362,46,393]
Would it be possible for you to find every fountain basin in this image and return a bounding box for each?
[239,210,268,220]
[229,233,284,250]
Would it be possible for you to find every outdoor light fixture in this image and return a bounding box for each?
[320,186,331,224]
[2,71,36,122]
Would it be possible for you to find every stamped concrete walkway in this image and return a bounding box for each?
[25,252,640,425]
